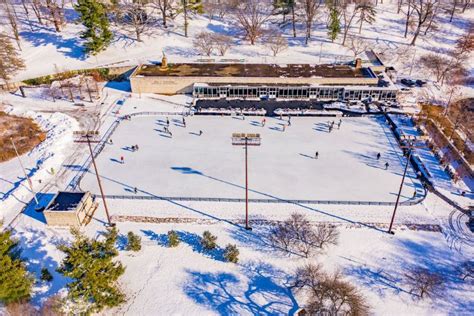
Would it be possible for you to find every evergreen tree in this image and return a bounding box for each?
[41,267,53,282]
[201,231,217,250]
[126,231,141,252]
[57,227,125,314]
[0,226,33,304]
[0,34,25,83]
[223,244,239,263]
[75,0,113,55]
[168,230,180,248]
[327,7,341,42]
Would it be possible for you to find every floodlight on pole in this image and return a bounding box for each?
[74,131,114,226]
[232,133,261,230]
[388,137,426,235]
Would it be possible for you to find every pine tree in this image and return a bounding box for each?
[168,230,180,248]
[327,7,341,43]
[0,226,33,304]
[126,231,141,252]
[0,34,25,83]
[75,0,113,55]
[201,231,217,250]
[223,244,239,263]
[57,227,125,314]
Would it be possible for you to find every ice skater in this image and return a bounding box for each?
[376,153,381,160]
[385,162,389,169]
[315,151,319,159]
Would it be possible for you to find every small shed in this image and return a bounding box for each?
[44,191,98,227]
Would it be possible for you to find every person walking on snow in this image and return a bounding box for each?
[315,151,319,159]
[282,125,286,132]
[199,130,203,136]
[166,117,170,126]
[288,115,291,126]
[377,153,381,160]
[183,117,186,127]
[134,187,138,194]
[120,156,124,164]
[385,162,389,169]
[338,119,342,129]
[262,118,266,127]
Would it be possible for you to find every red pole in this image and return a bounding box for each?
[388,149,411,234]
[245,137,251,230]
[87,135,113,226]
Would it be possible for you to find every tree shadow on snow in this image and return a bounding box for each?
[184,261,299,315]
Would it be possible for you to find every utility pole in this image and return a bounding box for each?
[11,138,39,205]
[232,132,261,230]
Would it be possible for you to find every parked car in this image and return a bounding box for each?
[416,79,427,87]
[401,78,416,87]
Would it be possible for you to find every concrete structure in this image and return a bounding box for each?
[130,57,397,102]
[43,191,97,227]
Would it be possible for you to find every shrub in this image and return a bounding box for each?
[223,244,239,263]
[41,268,53,282]
[168,230,180,248]
[201,231,217,250]
[126,231,142,252]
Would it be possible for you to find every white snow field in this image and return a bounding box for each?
[80,115,423,203]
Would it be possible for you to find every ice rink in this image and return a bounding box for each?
[80,115,423,203]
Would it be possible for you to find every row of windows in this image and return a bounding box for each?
[194,86,397,101]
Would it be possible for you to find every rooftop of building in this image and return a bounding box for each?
[134,63,375,79]
[45,191,86,212]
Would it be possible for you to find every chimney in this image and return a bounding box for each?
[355,58,362,69]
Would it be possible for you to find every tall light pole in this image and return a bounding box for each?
[232,133,261,230]
[388,138,425,234]
[11,138,39,205]
[75,131,113,226]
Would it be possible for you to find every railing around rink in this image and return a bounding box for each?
[97,194,425,206]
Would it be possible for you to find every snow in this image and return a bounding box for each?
[80,115,422,203]
[0,2,473,314]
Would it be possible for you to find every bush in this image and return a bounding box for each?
[223,244,239,263]
[201,231,217,250]
[168,230,180,248]
[126,231,142,252]
[41,268,53,282]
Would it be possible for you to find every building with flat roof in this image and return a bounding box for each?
[43,191,97,227]
[130,57,397,102]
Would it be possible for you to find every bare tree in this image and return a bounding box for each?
[357,2,376,34]
[293,264,370,315]
[340,3,359,46]
[409,0,439,45]
[1,0,21,50]
[121,0,155,42]
[405,267,444,299]
[301,0,322,44]
[269,213,339,257]
[193,31,215,56]
[44,0,66,32]
[234,0,273,45]
[347,35,369,57]
[203,0,235,20]
[212,33,233,56]
[264,29,288,56]
[150,0,177,28]
[31,0,44,25]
